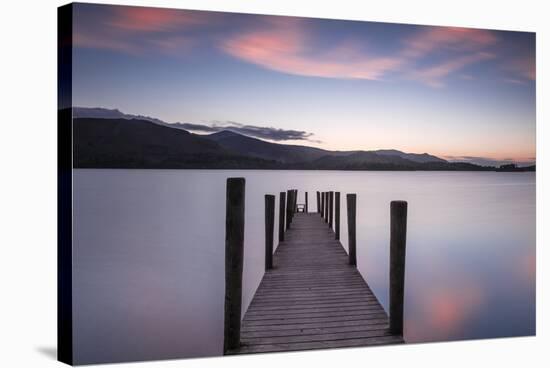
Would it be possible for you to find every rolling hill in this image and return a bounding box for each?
[73,117,277,169]
[70,108,519,171]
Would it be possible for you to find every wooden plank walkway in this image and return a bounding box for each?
[232,212,404,354]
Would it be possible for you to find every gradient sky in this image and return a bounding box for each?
[72,4,536,165]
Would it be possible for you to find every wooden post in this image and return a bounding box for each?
[223,178,245,354]
[390,200,408,336]
[264,194,275,271]
[305,192,308,213]
[290,190,296,222]
[291,190,296,220]
[335,192,341,240]
[329,191,334,229]
[321,191,325,217]
[278,191,286,242]
[294,189,298,213]
[317,191,321,214]
[324,192,329,223]
[285,189,292,230]
[346,194,357,266]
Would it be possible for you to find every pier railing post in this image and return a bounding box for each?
[390,200,408,336]
[346,194,357,266]
[291,190,296,220]
[264,194,275,271]
[335,192,341,240]
[294,189,298,213]
[279,192,286,242]
[317,191,321,214]
[321,191,325,218]
[286,190,292,230]
[289,190,296,223]
[329,191,334,229]
[223,178,245,354]
[324,192,329,223]
[305,192,308,213]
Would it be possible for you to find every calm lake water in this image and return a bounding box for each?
[72,170,536,364]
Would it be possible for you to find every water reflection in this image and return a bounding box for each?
[73,170,535,364]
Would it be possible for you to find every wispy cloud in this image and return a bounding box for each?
[400,27,498,86]
[74,6,213,54]
[74,6,532,88]
[221,18,403,81]
[73,32,195,56]
[221,20,499,87]
[176,120,319,142]
[410,52,495,88]
[107,7,206,32]
[502,56,536,81]
[402,27,497,57]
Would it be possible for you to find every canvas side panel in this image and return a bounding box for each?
[58,3,73,365]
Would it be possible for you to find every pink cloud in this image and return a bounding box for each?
[108,7,209,32]
[221,21,499,86]
[75,8,505,87]
[73,7,214,54]
[221,19,404,80]
[504,56,536,81]
[399,27,498,86]
[403,27,498,58]
[410,52,495,87]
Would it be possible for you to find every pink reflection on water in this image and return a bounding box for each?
[518,251,536,284]
[406,283,484,342]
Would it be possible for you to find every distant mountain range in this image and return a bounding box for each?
[71,107,535,171]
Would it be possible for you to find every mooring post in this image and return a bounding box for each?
[329,191,334,229]
[317,191,321,214]
[279,191,286,242]
[390,200,408,336]
[305,192,308,213]
[223,178,245,354]
[322,192,326,220]
[294,189,298,213]
[291,190,296,222]
[264,194,275,271]
[335,192,341,240]
[346,194,357,266]
[321,191,325,218]
[290,190,296,221]
[324,192,329,223]
[286,189,292,230]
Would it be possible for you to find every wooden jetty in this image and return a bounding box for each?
[223,178,407,355]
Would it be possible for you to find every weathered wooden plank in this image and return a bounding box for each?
[243,309,386,322]
[242,313,390,328]
[245,309,387,319]
[253,295,379,310]
[241,328,392,345]
[231,335,404,354]
[251,293,376,303]
[252,289,375,298]
[252,284,373,292]
[241,318,389,333]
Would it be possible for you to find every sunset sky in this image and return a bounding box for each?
[72,4,536,165]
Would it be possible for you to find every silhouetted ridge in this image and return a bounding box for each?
[71,113,532,171]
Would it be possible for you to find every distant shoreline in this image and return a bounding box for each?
[71,113,535,172]
[73,166,536,172]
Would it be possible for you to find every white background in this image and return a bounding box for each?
[0,0,547,367]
